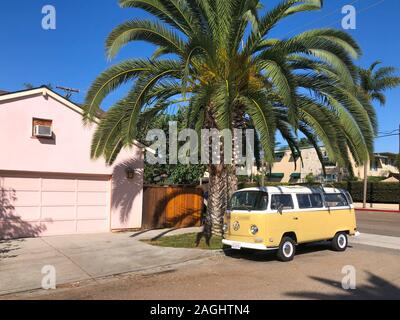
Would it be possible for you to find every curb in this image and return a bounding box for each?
[356,208,400,213]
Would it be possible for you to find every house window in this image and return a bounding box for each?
[32,118,53,138]
[370,160,379,171]
[274,152,285,162]
[324,174,337,182]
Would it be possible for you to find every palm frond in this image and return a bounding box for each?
[106,19,187,59]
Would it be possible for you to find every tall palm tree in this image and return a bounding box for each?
[357,61,400,207]
[358,61,400,106]
[84,0,375,236]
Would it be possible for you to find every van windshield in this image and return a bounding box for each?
[230,191,268,211]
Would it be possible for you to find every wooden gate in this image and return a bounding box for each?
[142,185,204,229]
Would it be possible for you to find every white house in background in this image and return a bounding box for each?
[255,147,399,183]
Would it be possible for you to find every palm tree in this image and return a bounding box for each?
[357,61,400,207]
[358,61,400,106]
[84,0,375,236]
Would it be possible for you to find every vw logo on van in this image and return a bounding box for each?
[233,221,240,231]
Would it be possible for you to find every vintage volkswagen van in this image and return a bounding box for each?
[222,186,357,262]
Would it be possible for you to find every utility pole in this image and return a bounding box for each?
[363,157,368,209]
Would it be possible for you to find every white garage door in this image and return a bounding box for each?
[0,172,111,239]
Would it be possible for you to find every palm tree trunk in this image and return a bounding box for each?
[204,164,229,237]
[202,106,243,237]
[227,165,238,198]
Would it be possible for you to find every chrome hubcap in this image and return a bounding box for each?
[283,242,293,257]
[338,235,346,248]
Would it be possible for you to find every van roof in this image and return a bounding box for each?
[237,186,344,194]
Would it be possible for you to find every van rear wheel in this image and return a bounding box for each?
[277,237,296,262]
[332,232,348,252]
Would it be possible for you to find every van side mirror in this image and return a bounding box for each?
[277,204,284,215]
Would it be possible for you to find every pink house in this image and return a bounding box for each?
[0,87,145,239]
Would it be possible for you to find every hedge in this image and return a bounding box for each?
[333,182,400,204]
[238,181,400,204]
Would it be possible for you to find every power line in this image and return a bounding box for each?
[376,133,399,139]
[358,0,385,14]
[282,0,361,38]
[377,129,400,135]
[323,0,386,29]
[282,0,386,37]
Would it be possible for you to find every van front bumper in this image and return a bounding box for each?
[222,239,277,251]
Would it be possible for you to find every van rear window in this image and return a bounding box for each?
[230,192,268,211]
[344,191,354,204]
[297,194,324,209]
[324,193,348,207]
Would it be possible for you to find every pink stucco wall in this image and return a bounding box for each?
[0,91,143,234]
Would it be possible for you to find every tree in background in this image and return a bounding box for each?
[305,173,316,184]
[358,61,400,106]
[23,83,54,90]
[357,61,400,207]
[139,109,206,185]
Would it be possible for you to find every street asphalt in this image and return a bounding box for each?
[356,210,400,237]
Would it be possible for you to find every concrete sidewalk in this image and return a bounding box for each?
[350,233,400,251]
[0,227,211,296]
[355,203,400,212]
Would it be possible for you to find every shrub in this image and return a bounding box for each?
[367,176,386,183]
[305,173,316,184]
[334,181,400,204]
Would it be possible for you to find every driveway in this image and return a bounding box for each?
[0,227,213,295]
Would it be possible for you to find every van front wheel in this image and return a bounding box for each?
[277,237,296,262]
[332,232,348,252]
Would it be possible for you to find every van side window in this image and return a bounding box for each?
[256,193,269,211]
[297,194,324,209]
[324,193,348,207]
[271,194,294,210]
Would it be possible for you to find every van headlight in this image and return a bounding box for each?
[250,225,259,235]
[223,223,228,233]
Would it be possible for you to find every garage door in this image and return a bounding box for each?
[0,172,111,239]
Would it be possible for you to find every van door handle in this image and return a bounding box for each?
[293,217,299,220]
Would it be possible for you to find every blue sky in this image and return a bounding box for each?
[0,0,399,152]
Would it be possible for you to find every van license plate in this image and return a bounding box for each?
[231,242,242,250]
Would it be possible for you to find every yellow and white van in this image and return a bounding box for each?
[222,186,357,262]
